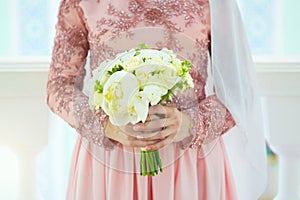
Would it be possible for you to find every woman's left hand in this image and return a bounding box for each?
[133,105,191,150]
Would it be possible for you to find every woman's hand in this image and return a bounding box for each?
[104,119,159,148]
[132,105,191,150]
[104,105,191,149]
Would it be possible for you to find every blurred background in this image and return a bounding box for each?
[0,0,299,199]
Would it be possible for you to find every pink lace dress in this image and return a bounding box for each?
[47,0,238,199]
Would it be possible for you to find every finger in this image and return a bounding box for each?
[140,125,178,141]
[105,127,159,147]
[148,105,171,116]
[149,105,181,121]
[145,134,176,150]
[132,113,162,128]
[133,118,177,132]
[144,114,160,122]
[123,135,159,148]
[118,125,145,137]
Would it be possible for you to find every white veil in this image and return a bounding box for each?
[210,0,267,199]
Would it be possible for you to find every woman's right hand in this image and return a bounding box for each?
[104,120,158,148]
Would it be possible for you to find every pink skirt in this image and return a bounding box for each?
[66,137,237,200]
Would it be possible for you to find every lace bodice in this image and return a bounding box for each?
[47,0,235,150]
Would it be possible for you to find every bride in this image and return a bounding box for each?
[47,0,267,199]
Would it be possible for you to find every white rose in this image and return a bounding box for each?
[89,91,104,110]
[134,64,159,87]
[124,56,142,72]
[141,85,168,105]
[160,48,174,55]
[156,65,180,89]
[135,64,179,90]
[184,74,194,89]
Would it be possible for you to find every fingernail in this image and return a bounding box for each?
[136,135,144,139]
[146,146,153,151]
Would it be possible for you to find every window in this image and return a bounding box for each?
[2,0,298,57]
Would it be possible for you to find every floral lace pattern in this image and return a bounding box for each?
[47,0,235,151]
[82,0,211,70]
[47,0,116,150]
[98,0,208,34]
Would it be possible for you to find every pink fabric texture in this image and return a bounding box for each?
[47,0,238,199]
[67,137,237,200]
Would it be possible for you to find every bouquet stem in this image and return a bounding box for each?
[140,149,163,176]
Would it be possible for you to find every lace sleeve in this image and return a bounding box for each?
[46,0,116,150]
[177,57,236,150]
[186,95,236,149]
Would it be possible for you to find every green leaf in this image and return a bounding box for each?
[136,43,149,50]
[180,60,192,76]
[107,64,124,75]
[134,51,141,56]
[94,80,103,93]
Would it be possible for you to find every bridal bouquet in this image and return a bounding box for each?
[89,44,194,176]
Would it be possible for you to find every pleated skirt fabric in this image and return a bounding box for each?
[66,136,237,200]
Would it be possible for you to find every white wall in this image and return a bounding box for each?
[0,57,300,199]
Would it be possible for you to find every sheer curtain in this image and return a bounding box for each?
[36,113,77,200]
[236,0,281,55]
